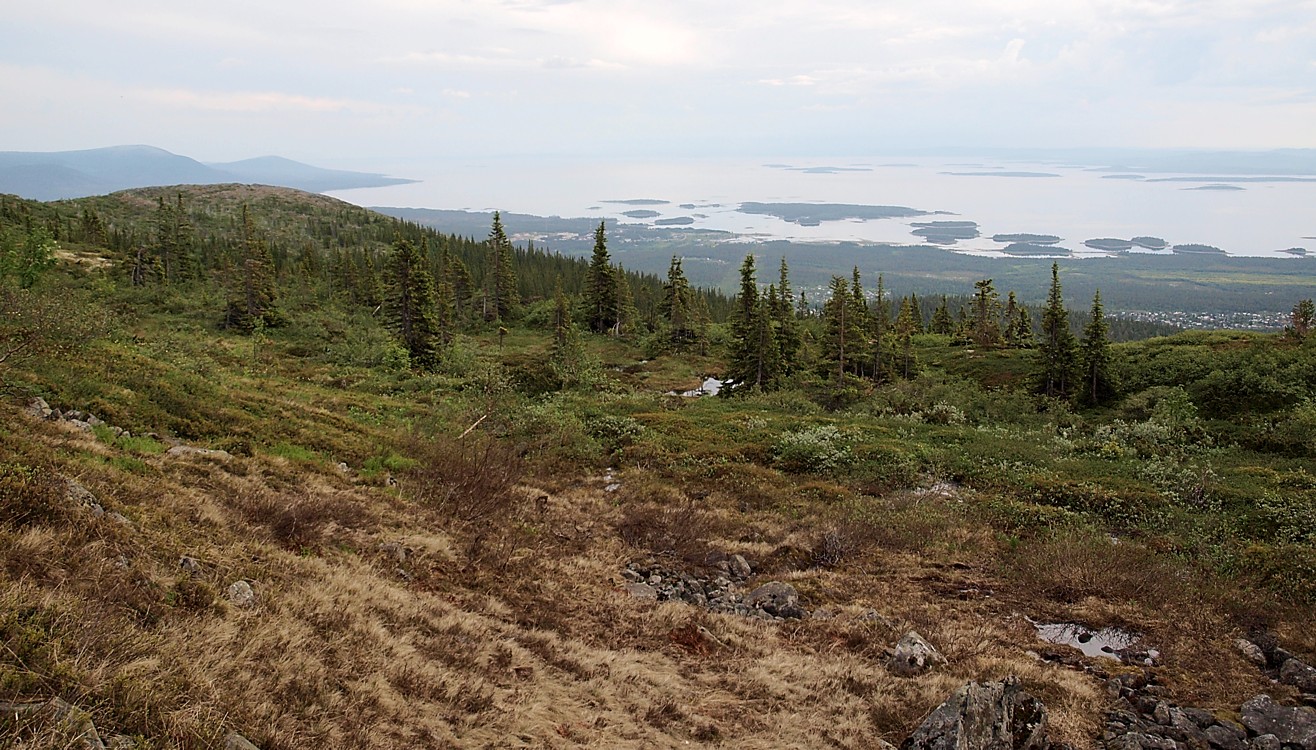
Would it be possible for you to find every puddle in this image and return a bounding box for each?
[667,377,724,397]
[1030,620,1140,661]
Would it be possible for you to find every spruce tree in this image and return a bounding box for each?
[486,212,517,322]
[822,275,854,383]
[385,238,443,370]
[584,221,619,334]
[1289,299,1314,340]
[969,278,1003,347]
[894,296,920,379]
[725,254,779,390]
[1079,290,1115,405]
[223,205,280,332]
[870,274,891,380]
[931,296,954,335]
[659,256,702,350]
[775,258,801,367]
[1037,262,1078,398]
[1015,305,1034,348]
[613,264,638,336]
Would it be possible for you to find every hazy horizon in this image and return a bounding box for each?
[5,1,1315,165]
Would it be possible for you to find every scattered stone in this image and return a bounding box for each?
[105,511,132,527]
[1282,659,1316,693]
[336,462,350,473]
[901,676,1047,750]
[62,477,101,508]
[224,731,262,750]
[377,541,410,564]
[179,556,202,575]
[1237,638,1268,667]
[67,419,94,432]
[227,580,256,608]
[624,583,659,600]
[114,556,130,570]
[888,631,947,677]
[25,397,53,419]
[1240,695,1316,750]
[166,445,234,460]
[744,581,805,619]
[36,697,106,750]
[1253,735,1282,750]
[1205,723,1247,750]
[727,554,752,579]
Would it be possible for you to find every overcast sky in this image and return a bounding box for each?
[3,0,1315,164]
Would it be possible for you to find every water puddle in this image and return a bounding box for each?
[667,377,724,397]
[1029,619,1145,661]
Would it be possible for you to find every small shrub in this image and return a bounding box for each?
[402,435,525,524]
[0,463,64,528]
[774,425,853,474]
[617,501,714,565]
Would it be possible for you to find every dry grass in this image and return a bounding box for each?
[1,402,1307,749]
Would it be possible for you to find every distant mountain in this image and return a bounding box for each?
[0,145,413,200]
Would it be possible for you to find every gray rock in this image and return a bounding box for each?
[1236,639,1268,667]
[1282,659,1316,694]
[744,581,803,619]
[67,419,94,432]
[336,462,350,473]
[224,732,262,750]
[105,512,132,527]
[179,556,202,575]
[728,554,753,579]
[1240,695,1316,750]
[889,630,948,677]
[901,676,1047,750]
[62,477,101,508]
[1204,724,1246,750]
[625,583,659,600]
[377,541,410,564]
[165,445,234,460]
[1253,734,1281,750]
[25,397,53,419]
[1107,732,1177,750]
[41,697,106,749]
[227,580,256,608]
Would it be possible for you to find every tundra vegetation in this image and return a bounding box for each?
[2,185,1315,749]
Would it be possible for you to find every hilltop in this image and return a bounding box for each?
[2,186,1315,749]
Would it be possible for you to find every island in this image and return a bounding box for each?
[1001,243,1072,256]
[1131,237,1169,250]
[604,199,670,206]
[622,210,661,219]
[992,233,1061,244]
[737,202,934,225]
[911,220,979,244]
[1173,244,1227,255]
[654,217,695,226]
[1084,238,1135,252]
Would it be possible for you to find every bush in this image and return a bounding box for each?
[773,425,853,474]
[402,435,525,524]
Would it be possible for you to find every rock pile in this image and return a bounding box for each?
[621,557,807,620]
[1103,670,1316,750]
[1239,632,1316,701]
[61,476,132,527]
[903,676,1049,750]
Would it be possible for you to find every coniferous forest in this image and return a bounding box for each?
[3,183,1316,749]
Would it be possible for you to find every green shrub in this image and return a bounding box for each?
[774,425,853,474]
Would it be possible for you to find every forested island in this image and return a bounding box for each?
[3,184,1315,749]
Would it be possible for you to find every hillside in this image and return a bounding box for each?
[0,146,414,201]
[3,188,1316,749]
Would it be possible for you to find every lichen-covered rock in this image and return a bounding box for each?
[225,731,261,749]
[25,397,53,419]
[166,445,234,460]
[1281,659,1316,694]
[1240,695,1316,750]
[888,631,947,677]
[744,581,804,619]
[227,580,256,608]
[901,676,1047,750]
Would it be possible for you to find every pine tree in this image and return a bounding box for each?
[931,296,954,335]
[725,254,780,390]
[775,258,801,367]
[895,296,920,378]
[224,205,280,332]
[1037,262,1078,398]
[1079,290,1115,405]
[385,238,444,370]
[969,279,1003,347]
[584,221,619,334]
[659,256,703,350]
[1288,298,1314,340]
[486,212,517,322]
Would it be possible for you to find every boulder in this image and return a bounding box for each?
[179,556,202,575]
[62,477,101,508]
[728,554,753,579]
[624,583,658,600]
[1282,659,1316,694]
[1240,695,1316,750]
[1204,724,1247,750]
[25,397,53,419]
[1236,638,1268,667]
[227,580,256,608]
[225,731,262,749]
[744,581,805,619]
[166,445,234,460]
[888,631,948,677]
[901,676,1047,750]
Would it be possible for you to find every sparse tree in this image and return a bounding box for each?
[385,238,444,369]
[584,221,620,334]
[1288,298,1314,340]
[223,205,281,332]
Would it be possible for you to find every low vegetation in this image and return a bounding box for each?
[2,185,1314,748]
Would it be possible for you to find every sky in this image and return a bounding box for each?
[3,0,1316,164]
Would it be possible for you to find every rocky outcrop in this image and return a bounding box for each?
[901,676,1048,750]
[889,631,947,677]
[1240,695,1316,750]
[621,558,808,620]
[0,697,106,749]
